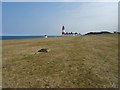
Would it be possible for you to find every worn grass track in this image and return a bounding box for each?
[2,34,118,88]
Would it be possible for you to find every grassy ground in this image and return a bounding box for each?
[2,34,118,88]
[0,41,2,89]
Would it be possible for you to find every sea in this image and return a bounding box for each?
[1,36,60,40]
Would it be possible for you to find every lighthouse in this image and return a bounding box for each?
[62,25,65,35]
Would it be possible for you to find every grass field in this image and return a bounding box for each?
[2,34,118,88]
[0,41,2,89]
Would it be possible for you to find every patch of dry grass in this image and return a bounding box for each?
[2,34,118,88]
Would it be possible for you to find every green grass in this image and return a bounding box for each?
[2,34,118,88]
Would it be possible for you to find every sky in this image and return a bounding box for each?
[0,2,2,36]
[1,0,120,2]
[2,1,118,36]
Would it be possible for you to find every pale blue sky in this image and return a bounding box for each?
[1,0,119,2]
[0,2,2,36]
[2,2,118,36]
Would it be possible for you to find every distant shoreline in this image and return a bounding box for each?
[1,36,60,40]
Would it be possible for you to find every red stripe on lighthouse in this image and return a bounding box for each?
[62,25,65,35]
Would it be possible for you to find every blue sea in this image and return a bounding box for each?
[1,36,60,40]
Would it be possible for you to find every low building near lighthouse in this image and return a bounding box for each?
[61,25,81,36]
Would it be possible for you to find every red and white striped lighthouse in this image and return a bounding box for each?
[62,25,65,35]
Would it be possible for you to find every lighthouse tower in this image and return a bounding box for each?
[62,25,65,35]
